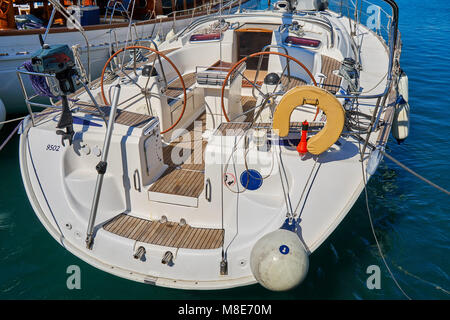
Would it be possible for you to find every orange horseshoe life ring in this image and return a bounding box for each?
[273,85,345,155]
[220,51,318,122]
[100,45,187,134]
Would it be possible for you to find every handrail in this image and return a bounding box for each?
[16,65,105,126]
[85,84,121,249]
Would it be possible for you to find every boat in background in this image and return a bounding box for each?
[17,0,407,291]
[0,0,237,114]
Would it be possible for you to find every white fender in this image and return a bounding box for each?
[151,34,162,49]
[0,98,6,131]
[250,229,309,291]
[398,70,409,103]
[392,71,410,143]
[392,99,410,144]
[165,28,176,42]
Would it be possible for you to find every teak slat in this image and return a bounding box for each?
[103,214,224,249]
[321,55,343,94]
[148,113,206,198]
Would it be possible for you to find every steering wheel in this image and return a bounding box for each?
[220,51,318,122]
[100,45,187,134]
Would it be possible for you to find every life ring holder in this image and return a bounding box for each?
[273,85,345,155]
[220,51,318,122]
[100,45,187,134]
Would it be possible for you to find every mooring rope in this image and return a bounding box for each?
[380,150,450,196]
[354,133,450,196]
[390,260,450,296]
[354,100,412,300]
[0,121,22,152]
[0,109,60,152]
[0,115,28,126]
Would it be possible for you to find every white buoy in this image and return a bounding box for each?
[0,98,6,131]
[250,229,309,291]
[392,71,410,143]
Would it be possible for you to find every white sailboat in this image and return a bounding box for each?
[17,0,407,291]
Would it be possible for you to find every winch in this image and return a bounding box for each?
[338,57,360,93]
[31,44,79,145]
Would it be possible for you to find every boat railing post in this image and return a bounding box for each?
[16,68,35,126]
[85,84,121,250]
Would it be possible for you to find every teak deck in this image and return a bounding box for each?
[321,55,343,93]
[165,72,197,99]
[148,113,207,198]
[103,213,224,249]
[77,105,154,128]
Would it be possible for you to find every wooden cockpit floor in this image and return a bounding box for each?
[321,55,343,93]
[165,72,197,99]
[147,94,257,198]
[148,113,207,198]
[103,213,224,249]
[77,105,154,128]
[241,55,342,93]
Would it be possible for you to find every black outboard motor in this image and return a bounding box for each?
[31,44,78,146]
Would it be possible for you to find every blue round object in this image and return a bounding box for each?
[279,245,290,255]
[240,169,263,190]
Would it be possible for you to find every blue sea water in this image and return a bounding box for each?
[0,0,449,299]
